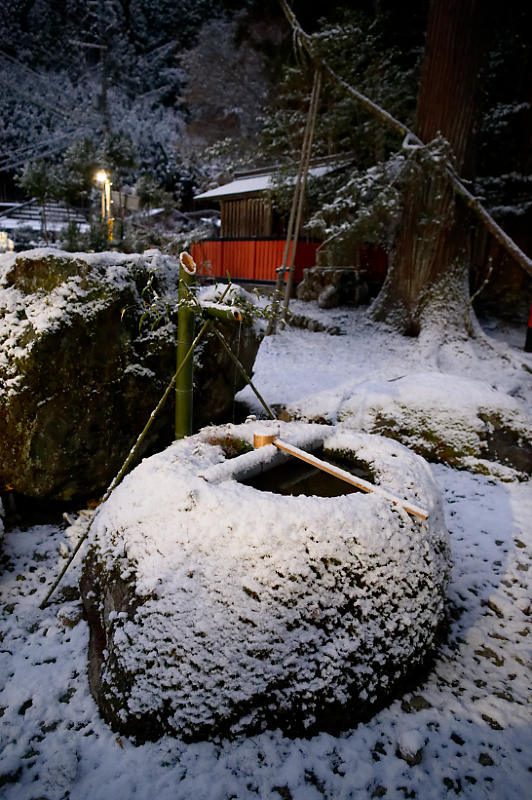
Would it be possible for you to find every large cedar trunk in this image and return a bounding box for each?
[371,0,488,336]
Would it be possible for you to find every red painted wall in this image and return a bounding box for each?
[190,239,320,282]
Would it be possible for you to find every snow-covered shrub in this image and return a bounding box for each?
[80,421,450,742]
[283,373,532,480]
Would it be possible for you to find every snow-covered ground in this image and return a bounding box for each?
[1,302,531,799]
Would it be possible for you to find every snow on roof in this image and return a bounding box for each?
[194,164,335,201]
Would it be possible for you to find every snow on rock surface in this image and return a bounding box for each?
[80,420,450,742]
[282,372,532,478]
[0,248,263,501]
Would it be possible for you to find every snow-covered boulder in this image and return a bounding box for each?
[282,373,532,479]
[0,249,263,502]
[80,420,450,742]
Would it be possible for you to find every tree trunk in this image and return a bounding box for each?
[371,0,488,336]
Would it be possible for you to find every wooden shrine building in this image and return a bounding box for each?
[191,166,329,283]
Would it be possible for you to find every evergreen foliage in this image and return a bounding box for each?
[0,0,530,272]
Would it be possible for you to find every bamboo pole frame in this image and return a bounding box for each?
[267,67,322,334]
[175,252,197,439]
[40,262,274,608]
[40,318,211,610]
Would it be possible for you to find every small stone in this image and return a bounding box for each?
[18,699,33,715]
[474,645,504,666]
[57,605,84,628]
[410,694,431,711]
[482,599,504,618]
[318,285,339,309]
[396,729,424,766]
[481,714,504,731]
[59,542,70,558]
[515,598,530,614]
[479,753,494,767]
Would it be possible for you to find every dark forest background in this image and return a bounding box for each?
[0,0,530,319]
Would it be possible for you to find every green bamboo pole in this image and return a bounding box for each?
[40,319,210,610]
[175,252,197,439]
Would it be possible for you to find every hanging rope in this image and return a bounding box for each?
[282,67,321,320]
[267,67,322,334]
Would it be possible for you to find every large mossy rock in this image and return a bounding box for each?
[0,249,263,502]
[281,373,532,480]
[80,420,450,742]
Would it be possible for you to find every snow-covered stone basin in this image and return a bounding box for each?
[80,421,450,742]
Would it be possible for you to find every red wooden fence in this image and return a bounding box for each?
[190,239,320,282]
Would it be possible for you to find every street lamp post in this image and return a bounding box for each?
[95,169,114,243]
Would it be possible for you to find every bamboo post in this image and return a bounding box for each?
[282,68,322,319]
[200,304,243,324]
[175,251,197,439]
[267,68,321,334]
[253,432,278,448]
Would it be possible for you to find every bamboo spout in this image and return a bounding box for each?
[253,432,278,448]
[254,434,429,520]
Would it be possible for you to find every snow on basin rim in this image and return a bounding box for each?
[92,422,448,594]
[85,422,450,739]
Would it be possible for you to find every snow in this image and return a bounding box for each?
[0,300,531,798]
[0,217,90,233]
[194,166,336,200]
[277,371,530,479]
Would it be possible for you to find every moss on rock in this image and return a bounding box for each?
[284,373,532,480]
[0,249,263,502]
